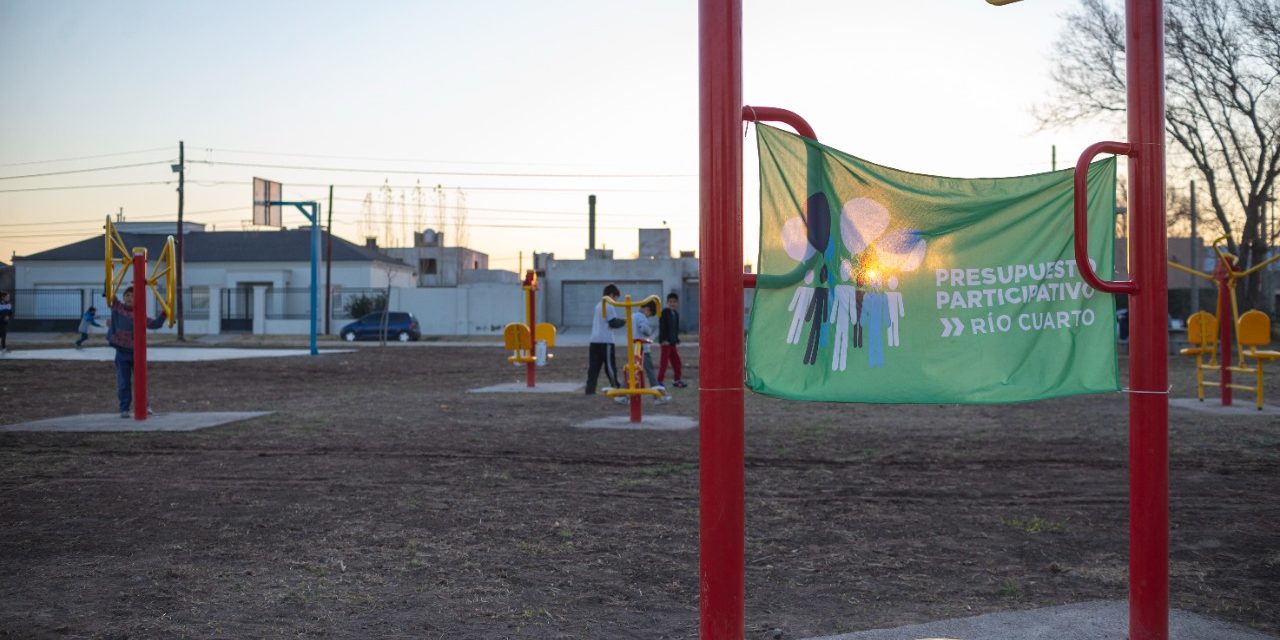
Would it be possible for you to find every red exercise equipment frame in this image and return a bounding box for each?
[698,1,1169,639]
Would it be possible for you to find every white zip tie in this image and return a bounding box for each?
[1121,385,1173,395]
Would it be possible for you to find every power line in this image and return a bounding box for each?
[193,180,662,193]
[0,146,172,168]
[185,159,692,179]
[187,145,588,168]
[0,180,175,193]
[0,161,173,181]
[319,193,681,217]
[0,207,242,229]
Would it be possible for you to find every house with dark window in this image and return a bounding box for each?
[382,228,515,287]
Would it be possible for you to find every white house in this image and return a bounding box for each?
[13,223,705,337]
[12,222,415,334]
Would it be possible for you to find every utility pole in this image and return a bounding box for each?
[176,140,185,340]
[326,184,334,335]
[1051,144,1056,171]
[1190,181,1198,316]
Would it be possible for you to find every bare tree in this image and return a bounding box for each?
[1041,0,1280,308]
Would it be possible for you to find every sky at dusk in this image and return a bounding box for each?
[0,0,1122,271]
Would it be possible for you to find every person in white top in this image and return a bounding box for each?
[585,283,625,394]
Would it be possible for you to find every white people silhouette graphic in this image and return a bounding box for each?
[830,259,858,371]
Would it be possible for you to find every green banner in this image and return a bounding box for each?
[746,124,1119,404]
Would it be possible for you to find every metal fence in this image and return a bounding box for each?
[7,288,88,331]
[330,288,387,321]
[221,287,252,331]
[10,288,85,319]
[182,287,211,316]
[265,287,314,320]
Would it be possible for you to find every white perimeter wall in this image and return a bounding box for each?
[395,283,529,336]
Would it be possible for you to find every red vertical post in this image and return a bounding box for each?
[526,283,536,388]
[699,0,745,638]
[132,249,148,421]
[630,376,643,423]
[1126,0,1168,638]
[1214,262,1232,405]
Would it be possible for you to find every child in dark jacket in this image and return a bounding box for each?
[658,292,685,388]
[75,307,101,348]
[109,287,166,417]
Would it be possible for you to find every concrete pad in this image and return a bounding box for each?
[573,414,697,430]
[1170,396,1280,416]
[1,347,350,362]
[805,600,1277,640]
[469,382,583,394]
[0,411,273,433]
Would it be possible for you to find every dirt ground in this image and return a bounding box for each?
[0,341,1276,639]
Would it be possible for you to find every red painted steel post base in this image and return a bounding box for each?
[699,0,745,637]
[1125,1,1169,638]
[132,250,148,421]
[1214,262,1232,405]
[526,275,537,388]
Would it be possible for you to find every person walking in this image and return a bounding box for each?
[585,283,625,395]
[74,306,101,349]
[109,287,166,417]
[657,292,686,388]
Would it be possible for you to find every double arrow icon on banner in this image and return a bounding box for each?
[940,317,965,337]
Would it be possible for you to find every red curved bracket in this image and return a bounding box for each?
[741,105,817,141]
[741,106,817,289]
[1075,141,1137,295]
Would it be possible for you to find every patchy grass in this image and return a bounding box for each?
[1002,516,1066,534]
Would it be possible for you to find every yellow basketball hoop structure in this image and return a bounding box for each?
[104,216,177,327]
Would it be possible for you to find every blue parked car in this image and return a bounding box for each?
[340,311,421,342]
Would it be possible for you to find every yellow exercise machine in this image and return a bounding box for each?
[602,294,664,423]
[104,216,176,327]
[1169,235,1280,409]
[1178,311,1217,401]
[503,270,556,387]
[1236,310,1280,410]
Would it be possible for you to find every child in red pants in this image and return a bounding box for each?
[657,292,686,388]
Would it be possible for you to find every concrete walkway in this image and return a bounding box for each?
[0,346,348,362]
[1169,396,1280,416]
[805,601,1277,640]
[1,411,272,433]
[469,382,583,393]
[573,414,697,430]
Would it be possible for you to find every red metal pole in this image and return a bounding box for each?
[700,0,744,637]
[526,285,536,388]
[630,384,643,424]
[1126,0,1168,637]
[132,249,148,421]
[1214,263,1232,405]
